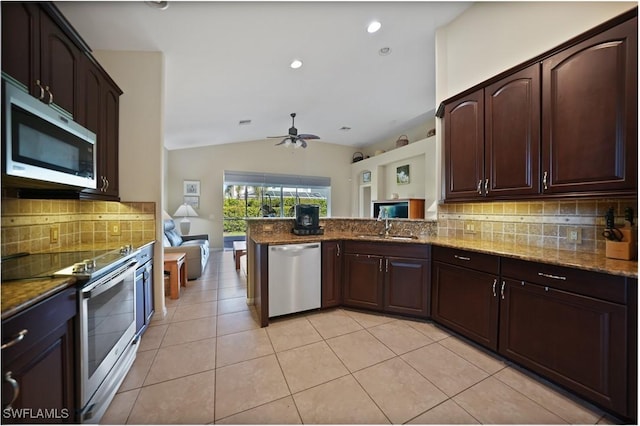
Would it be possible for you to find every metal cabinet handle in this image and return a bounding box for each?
[101,176,107,192]
[538,272,566,281]
[385,258,389,273]
[484,178,489,194]
[35,79,45,100]
[104,178,109,191]
[500,281,506,300]
[454,255,470,261]
[3,371,19,409]
[492,279,497,297]
[47,87,53,104]
[336,243,340,257]
[542,171,548,190]
[477,180,482,195]
[379,258,383,272]
[1,329,28,350]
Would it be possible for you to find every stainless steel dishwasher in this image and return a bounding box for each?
[268,242,321,317]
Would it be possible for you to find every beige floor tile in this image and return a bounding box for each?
[326,329,395,372]
[266,316,323,352]
[277,341,349,393]
[407,399,479,424]
[218,276,246,289]
[495,367,603,424]
[161,316,217,347]
[293,375,389,424]
[150,307,175,325]
[402,344,488,397]
[217,286,247,300]
[171,301,217,322]
[216,328,274,368]
[368,320,433,355]
[306,309,363,339]
[101,388,139,424]
[178,289,218,306]
[138,324,168,351]
[405,320,450,341]
[118,349,156,392]
[342,309,395,328]
[439,336,506,374]
[128,370,215,424]
[217,296,250,315]
[354,357,448,424]
[215,396,302,424]
[454,377,566,424]
[216,309,260,336]
[144,338,216,386]
[188,278,218,290]
[215,354,290,420]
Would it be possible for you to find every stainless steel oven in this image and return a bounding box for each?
[77,259,138,423]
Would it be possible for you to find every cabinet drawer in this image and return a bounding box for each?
[432,246,499,274]
[501,257,627,304]
[343,240,430,259]
[136,243,154,265]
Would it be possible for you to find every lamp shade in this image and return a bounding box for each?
[173,204,198,218]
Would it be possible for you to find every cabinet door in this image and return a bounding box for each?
[39,10,81,116]
[431,262,499,350]
[444,89,484,200]
[384,257,429,317]
[321,241,343,308]
[1,2,40,95]
[100,81,120,199]
[1,288,77,423]
[135,269,145,336]
[144,264,155,325]
[485,64,540,198]
[499,278,628,414]
[343,253,383,311]
[542,17,637,195]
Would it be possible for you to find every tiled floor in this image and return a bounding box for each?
[102,250,622,425]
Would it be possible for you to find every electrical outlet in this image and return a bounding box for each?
[50,225,59,244]
[567,227,582,244]
[463,222,476,234]
[110,222,121,236]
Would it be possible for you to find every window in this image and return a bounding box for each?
[222,171,331,246]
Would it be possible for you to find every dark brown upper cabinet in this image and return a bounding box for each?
[541,17,637,196]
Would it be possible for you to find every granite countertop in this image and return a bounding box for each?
[1,240,156,320]
[250,232,638,278]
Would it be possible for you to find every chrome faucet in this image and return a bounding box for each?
[377,207,392,237]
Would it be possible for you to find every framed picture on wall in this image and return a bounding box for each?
[184,180,200,196]
[362,170,371,183]
[396,165,410,184]
[184,196,200,209]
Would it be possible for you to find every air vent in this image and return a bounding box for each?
[238,120,252,126]
[339,126,352,131]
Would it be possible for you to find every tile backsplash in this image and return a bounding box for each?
[1,200,156,256]
[438,198,638,254]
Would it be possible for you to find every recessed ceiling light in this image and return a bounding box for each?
[379,47,392,56]
[339,126,352,131]
[367,21,382,33]
[290,59,303,69]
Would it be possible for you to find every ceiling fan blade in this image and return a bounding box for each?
[297,138,308,148]
[298,134,320,140]
[268,135,289,138]
[274,138,288,146]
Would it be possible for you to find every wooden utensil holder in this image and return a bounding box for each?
[605,226,636,260]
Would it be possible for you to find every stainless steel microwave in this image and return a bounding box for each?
[2,79,97,189]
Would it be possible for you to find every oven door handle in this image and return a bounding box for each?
[82,261,137,299]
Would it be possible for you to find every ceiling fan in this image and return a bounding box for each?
[268,113,319,148]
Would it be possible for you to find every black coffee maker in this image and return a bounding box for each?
[292,204,324,235]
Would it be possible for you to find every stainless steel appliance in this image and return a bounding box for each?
[1,246,140,423]
[268,243,321,317]
[292,204,323,235]
[2,79,97,189]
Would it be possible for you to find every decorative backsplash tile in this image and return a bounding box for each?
[437,199,637,254]
[1,200,156,256]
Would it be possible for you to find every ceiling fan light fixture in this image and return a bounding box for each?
[145,1,169,10]
[367,21,382,33]
[290,59,303,69]
[378,47,392,56]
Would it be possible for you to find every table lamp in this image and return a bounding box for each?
[173,203,198,235]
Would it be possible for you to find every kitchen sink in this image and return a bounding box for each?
[356,234,418,241]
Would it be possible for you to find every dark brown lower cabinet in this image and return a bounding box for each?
[499,278,628,414]
[431,261,499,350]
[321,241,343,308]
[385,256,430,317]
[1,287,77,423]
[343,253,384,311]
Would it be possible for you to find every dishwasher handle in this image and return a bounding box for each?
[270,244,320,252]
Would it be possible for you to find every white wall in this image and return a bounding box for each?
[434,2,636,201]
[93,50,166,314]
[167,140,356,249]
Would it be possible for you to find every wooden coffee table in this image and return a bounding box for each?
[164,252,188,299]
